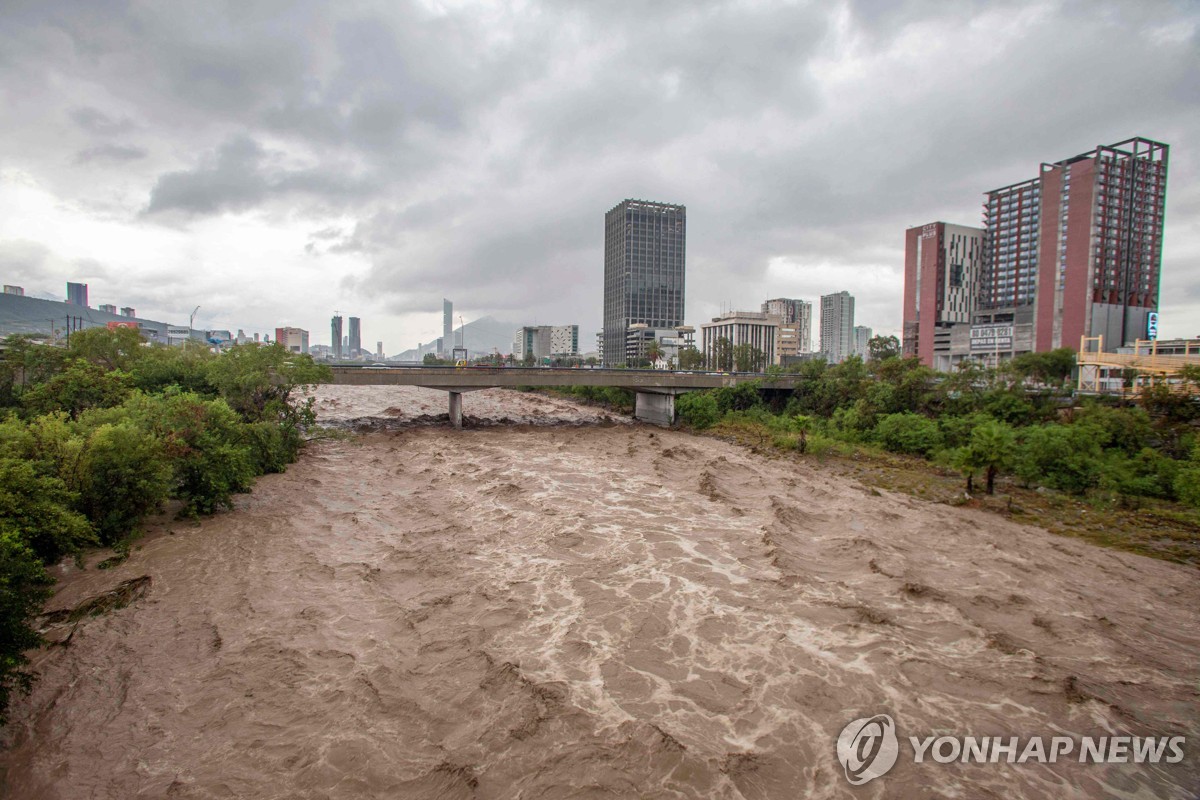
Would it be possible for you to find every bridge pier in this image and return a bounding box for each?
[448,391,463,429]
[634,391,675,426]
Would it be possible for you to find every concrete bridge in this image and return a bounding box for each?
[328,365,801,427]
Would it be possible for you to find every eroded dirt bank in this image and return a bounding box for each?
[1,386,1197,799]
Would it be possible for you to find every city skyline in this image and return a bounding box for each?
[0,3,1196,352]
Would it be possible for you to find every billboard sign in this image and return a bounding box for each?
[1146,312,1159,340]
[106,321,138,330]
[969,325,1014,352]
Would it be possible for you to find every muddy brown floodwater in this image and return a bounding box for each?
[2,386,1198,799]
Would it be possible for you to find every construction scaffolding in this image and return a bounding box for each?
[1077,336,1200,397]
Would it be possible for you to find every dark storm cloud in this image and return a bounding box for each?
[143,135,378,217]
[1,0,1197,340]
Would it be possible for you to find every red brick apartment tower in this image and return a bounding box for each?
[981,137,1169,353]
[902,222,984,368]
[980,177,1042,315]
[1034,138,1168,351]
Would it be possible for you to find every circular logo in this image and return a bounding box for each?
[837,714,899,785]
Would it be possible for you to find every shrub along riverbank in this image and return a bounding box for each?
[669,353,1200,563]
[0,328,330,721]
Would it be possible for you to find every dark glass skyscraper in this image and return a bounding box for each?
[66,281,88,307]
[348,316,361,355]
[603,199,686,366]
[331,315,343,360]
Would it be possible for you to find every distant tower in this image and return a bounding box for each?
[67,282,89,307]
[442,299,453,358]
[762,297,813,354]
[854,325,873,358]
[348,317,362,356]
[902,222,984,368]
[820,291,855,363]
[331,315,343,360]
[603,199,686,366]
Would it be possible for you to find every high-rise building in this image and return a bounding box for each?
[513,324,579,361]
[331,315,343,360]
[820,291,855,363]
[700,312,777,371]
[902,222,984,369]
[443,299,453,358]
[67,282,88,307]
[120,306,136,317]
[3,285,24,296]
[977,136,1168,360]
[603,199,686,366]
[377,341,384,358]
[275,327,309,353]
[762,298,813,355]
[348,317,362,356]
[854,325,873,358]
[99,303,117,314]
[550,325,579,356]
[514,327,549,361]
[904,137,1169,370]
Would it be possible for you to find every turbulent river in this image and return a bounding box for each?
[1,386,1197,799]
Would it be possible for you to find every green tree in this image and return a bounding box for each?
[942,359,989,415]
[1174,449,1200,508]
[645,340,663,366]
[0,335,69,409]
[0,528,54,723]
[1007,348,1076,390]
[20,359,132,419]
[1013,424,1101,495]
[867,335,901,362]
[874,412,943,456]
[65,326,147,371]
[0,458,95,562]
[677,346,704,370]
[870,356,940,415]
[74,423,172,546]
[129,344,215,395]
[675,392,720,429]
[708,337,733,372]
[119,392,257,515]
[732,343,766,373]
[204,343,329,425]
[713,382,761,415]
[952,419,1016,495]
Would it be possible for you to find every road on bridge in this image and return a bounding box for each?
[325,366,804,427]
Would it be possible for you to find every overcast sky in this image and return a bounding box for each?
[0,0,1196,353]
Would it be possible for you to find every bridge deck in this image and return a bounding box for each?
[327,366,800,391]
